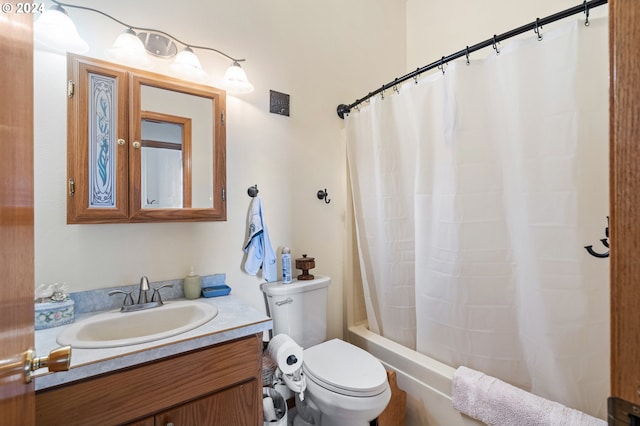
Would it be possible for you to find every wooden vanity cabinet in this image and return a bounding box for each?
[35,334,263,426]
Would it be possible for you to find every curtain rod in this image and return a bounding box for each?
[336,0,607,119]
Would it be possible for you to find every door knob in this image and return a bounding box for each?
[0,346,72,384]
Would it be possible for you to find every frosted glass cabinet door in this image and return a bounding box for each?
[67,57,129,223]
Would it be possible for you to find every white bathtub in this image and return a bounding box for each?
[348,324,482,426]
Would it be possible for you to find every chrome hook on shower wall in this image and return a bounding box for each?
[317,189,331,204]
[584,216,609,258]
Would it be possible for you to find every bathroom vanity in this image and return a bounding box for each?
[33,295,271,426]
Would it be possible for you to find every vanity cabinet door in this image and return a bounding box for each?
[67,56,130,223]
[155,378,259,426]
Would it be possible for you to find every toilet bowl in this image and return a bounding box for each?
[293,339,391,426]
[261,276,391,426]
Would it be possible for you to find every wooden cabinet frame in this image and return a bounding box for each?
[66,54,227,224]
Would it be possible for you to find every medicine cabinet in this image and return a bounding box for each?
[66,54,226,223]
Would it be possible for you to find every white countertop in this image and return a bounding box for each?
[34,295,272,391]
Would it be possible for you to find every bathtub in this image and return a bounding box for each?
[348,324,482,426]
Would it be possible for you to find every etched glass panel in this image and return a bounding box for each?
[88,73,117,208]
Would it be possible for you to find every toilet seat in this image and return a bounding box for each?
[302,339,388,397]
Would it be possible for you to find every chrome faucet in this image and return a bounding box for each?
[137,275,150,304]
[108,276,173,313]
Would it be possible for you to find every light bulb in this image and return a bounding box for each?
[105,28,152,68]
[222,61,255,94]
[34,5,89,54]
[169,47,209,83]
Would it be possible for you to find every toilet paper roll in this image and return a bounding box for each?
[267,333,304,375]
[263,396,277,422]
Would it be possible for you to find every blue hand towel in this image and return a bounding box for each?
[243,196,277,281]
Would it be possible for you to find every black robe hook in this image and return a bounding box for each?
[247,184,259,197]
[584,216,609,258]
[317,189,331,204]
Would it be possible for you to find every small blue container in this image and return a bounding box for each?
[202,284,231,298]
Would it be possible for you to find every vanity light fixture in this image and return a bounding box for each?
[34,0,254,94]
[33,4,89,54]
[169,47,209,83]
[105,28,152,69]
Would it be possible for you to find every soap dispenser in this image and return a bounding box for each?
[184,266,201,299]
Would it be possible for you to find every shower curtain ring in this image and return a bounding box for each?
[583,1,590,26]
[465,46,470,65]
[534,18,543,41]
[438,56,446,75]
[492,35,500,55]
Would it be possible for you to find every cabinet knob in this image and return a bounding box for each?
[117,138,125,146]
[165,423,175,426]
[133,141,141,149]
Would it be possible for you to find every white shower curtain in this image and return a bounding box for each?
[346,18,609,418]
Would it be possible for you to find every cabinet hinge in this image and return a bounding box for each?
[68,178,75,196]
[222,187,226,202]
[67,80,75,98]
[221,110,225,125]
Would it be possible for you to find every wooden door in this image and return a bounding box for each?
[609,0,640,411]
[0,5,35,426]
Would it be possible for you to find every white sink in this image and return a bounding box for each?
[57,300,218,348]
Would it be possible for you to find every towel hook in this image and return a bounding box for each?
[317,189,331,204]
[534,18,543,41]
[247,184,259,197]
[584,216,609,258]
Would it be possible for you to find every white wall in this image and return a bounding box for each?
[406,0,607,73]
[33,0,406,341]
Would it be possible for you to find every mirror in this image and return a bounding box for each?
[139,85,214,209]
[67,54,226,223]
[132,74,225,221]
[140,114,190,209]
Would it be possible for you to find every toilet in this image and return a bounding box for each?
[261,276,391,426]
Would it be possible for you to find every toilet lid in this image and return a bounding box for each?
[302,339,388,397]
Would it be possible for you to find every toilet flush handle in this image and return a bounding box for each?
[275,297,293,306]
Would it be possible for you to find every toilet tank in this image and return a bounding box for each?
[260,275,330,348]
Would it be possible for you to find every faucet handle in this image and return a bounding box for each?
[108,290,134,307]
[151,284,174,304]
